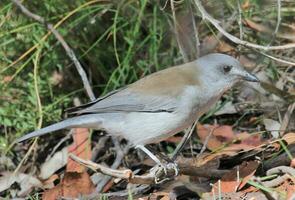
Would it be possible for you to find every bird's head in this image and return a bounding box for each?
[196,53,259,92]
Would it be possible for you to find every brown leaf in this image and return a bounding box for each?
[67,128,91,173]
[42,171,95,200]
[42,174,59,189]
[282,133,295,145]
[211,161,259,193]
[197,124,235,151]
[244,19,295,42]
[235,132,264,147]
[165,136,182,143]
[197,124,264,152]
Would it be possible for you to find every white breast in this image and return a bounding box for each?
[102,86,200,145]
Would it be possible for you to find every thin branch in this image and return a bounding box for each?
[189,2,200,58]
[259,51,295,66]
[267,0,281,46]
[279,102,295,136]
[70,154,229,184]
[194,0,295,51]
[170,0,189,62]
[236,0,243,40]
[12,0,96,101]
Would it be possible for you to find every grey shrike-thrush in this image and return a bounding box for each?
[16,53,259,165]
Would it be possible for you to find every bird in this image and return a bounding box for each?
[16,53,259,166]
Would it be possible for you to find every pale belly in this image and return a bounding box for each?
[101,112,194,145]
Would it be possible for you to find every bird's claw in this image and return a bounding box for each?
[154,162,179,184]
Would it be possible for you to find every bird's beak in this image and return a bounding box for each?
[243,72,260,82]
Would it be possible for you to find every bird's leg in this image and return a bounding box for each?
[145,145,173,163]
[136,145,179,181]
[136,145,163,167]
[171,120,198,161]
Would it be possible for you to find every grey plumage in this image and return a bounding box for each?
[16,53,259,145]
[16,114,104,142]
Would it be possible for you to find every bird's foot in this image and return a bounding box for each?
[154,162,179,184]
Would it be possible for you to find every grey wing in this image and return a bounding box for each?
[72,88,178,114]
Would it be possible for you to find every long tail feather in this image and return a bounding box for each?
[16,115,102,142]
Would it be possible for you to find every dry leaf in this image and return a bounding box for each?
[67,128,91,173]
[39,147,68,180]
[0,172,42,197]
[42,171,95,199]
[263,119,281,138]
[282,133,295,145]
[42,174,59,189]
[211,161,259,193]
[197,124,235,151]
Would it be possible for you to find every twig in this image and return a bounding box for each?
[48,130,74,159]
[70,153,154,184]
[236,0,243,40]
[258,51,295,66]
[263,145,295,170]
[267,0,281,46]
[103,185,150,197]
[279,102,295,136]
[91,135,109,161]
[70,154,229,184]
[171,120,197,160]
[261,174,291,188]
[194,0,295,51]
[12,0,96,101]
[197,125,216,158]
[200,11,237,56]
[170,0,189,62]
[267,166,295,176]
[189,2,200,58]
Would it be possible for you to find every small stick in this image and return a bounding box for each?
[194,0,295,51]
[70,154,229,184]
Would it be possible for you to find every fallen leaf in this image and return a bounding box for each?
[165,136,182,143]
[214,101,237,116]
[237,161,260,190]
[211,161,259,193]
[42,171,95,199]
[282,133,295,145]
[42,174,59,189]
[197,124,264,151]
[244,19,295,42]
[39,147,68,180]
[197,124,235,150]
[67,128,91,173]
[263,119,281,138]
[0,172,42,197]
[235,132,264,147]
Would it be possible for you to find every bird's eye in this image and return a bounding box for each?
[223,65,232,73]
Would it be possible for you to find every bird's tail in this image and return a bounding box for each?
[16,114,102,142]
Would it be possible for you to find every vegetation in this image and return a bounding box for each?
[0,0,294,199]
